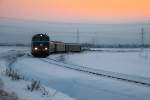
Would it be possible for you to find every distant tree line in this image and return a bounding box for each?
[0,43,30,46]
[81,43,150,49]
[0,42,150,48]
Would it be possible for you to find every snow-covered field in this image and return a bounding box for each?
[0,74,75,100]
[50,48,150,78]
[1,46,150,100]
[0,46,29,53]
[0,46,75,100]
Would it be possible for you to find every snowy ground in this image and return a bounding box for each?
[1,46,150,100]
[0,46,75,100]
[0,74,75,100]
[50,48,150,78]
[0,46,29,54]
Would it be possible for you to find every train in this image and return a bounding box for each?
[31,34,81,57]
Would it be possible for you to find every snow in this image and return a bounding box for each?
[0,46,29,54]
[13,53,150,100]
[0,75,75,100]
[49,49,150,78]
[0,47,75,100]
[1,46,150,100]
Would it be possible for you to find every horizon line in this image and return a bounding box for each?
[0,16,150,25]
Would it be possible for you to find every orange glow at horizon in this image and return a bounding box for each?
[0,0,150,22]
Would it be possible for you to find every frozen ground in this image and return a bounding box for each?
[0,74,75,100]
[0,46,150,100]
[50,48,150,78]
[0,46,75,100]
[0,46,29,53]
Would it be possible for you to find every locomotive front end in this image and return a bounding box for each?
[31,34,50,57]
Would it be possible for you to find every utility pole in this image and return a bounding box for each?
[92,32,97,46]
[76,29,79,43]
[140,27,148,59]
[141,27,144,49]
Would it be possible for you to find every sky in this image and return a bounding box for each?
[0,0,150,44]
[0,0,150,23]
[0,18,150,44]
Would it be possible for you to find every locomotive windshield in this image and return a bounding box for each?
[32,41,49,46]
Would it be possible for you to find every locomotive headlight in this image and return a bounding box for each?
[44,47,48,50]
[34,47,38,50]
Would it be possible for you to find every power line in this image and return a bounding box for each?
[141,27,144,48]
[76,29,79,43]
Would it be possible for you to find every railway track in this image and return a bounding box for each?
[40,57,150,87]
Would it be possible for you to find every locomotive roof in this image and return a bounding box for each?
[32,34,49,37]
[50,41,64,43]
[32,34,49,40]
[65,43,81,45]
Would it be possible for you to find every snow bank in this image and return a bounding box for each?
[0,75,75,100]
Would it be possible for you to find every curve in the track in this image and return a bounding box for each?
[40,57,150,87]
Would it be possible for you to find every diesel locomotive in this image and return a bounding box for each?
[31,34,50,57]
